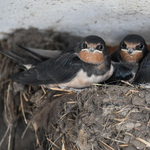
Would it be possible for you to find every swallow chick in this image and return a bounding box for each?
[6,35,113,89]
[106,34,148,84]
[133,50,150,87]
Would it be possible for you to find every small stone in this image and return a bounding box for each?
[123,135,131,143]
[138,91,145,98]
[124,145,137,150]
[102,132,112,139]
[102,106,114,116]
[145,94,150,103]
[132,140,146,150]
[116,122,141,131]
[132,96,145,106]
[13,82,24,93]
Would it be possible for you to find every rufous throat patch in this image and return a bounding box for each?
[120,50,143,63]
[78,51,105,64]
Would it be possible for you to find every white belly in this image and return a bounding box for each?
[58,65,114,88]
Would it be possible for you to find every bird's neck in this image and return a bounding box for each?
[120,61,139,72]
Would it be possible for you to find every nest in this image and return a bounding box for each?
[0,28,150,150]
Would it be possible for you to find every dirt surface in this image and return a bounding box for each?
[0,28,150,150]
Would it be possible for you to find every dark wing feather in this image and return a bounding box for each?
[109,50,119,62]
[134,52,150,84]
[17,45,62,60]
[12,53,82,85]
[105,62,133,84]
[0,49,40,69]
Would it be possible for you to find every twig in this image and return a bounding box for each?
[21,122,31,139]
[32,123,41,147]
[125,132,150,147]
[112,108,133,145]
[101,114,110,136]
[67,101,77,104]
[92,83,109,87]
[20,92,27,124]
[115,105,130,114]
[28,85,31,93]
[8,124,13,150]
[0,124,10,147]
[38,93,46,101]
[71,142,78,150]
[91,143,94,150]
[121,80,134,87]
[101,136,126,144]
[118,109,133,125]
[99,140,115,150]
[53,92,74,97]
[61,136,65,150]
[58,113,68,122]
[66,125,74,135]
[48,133,64,150]
[23,93,29,102]
[41,85,46,94]
[4,82,15,150]
[53,94,64,97]
[6,82,12,123]
[37,85,47,101]
[8,124,15,150]
[48,125,74,150]
[119,144,129,147]
[50,87,73,92]
[47,138,60,149]
[125,90,139,97]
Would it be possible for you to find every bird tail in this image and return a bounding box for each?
[0,48,40,70]
[17,45,61,59]
[0,44,62,70]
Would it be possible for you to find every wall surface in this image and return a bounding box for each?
[1,0,150,45]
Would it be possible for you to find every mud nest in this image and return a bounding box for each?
[0,28,150,150]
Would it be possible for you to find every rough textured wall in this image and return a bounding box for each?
[1,0,150,45]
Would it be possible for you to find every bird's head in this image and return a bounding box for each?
[75,35,108,64]
[118,34,148,63]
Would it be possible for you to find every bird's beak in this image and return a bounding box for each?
[82,48,102,53]
[88,47,95,53]
[121,48,134,54]
[127,48,134,54]
[121,48,142,54]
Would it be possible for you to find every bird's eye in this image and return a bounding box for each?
[96,44,103,50]
[121,42,126,48]
[82,42,87,48]
[138,44,144,49]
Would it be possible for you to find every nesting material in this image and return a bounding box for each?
[0,28,150,150]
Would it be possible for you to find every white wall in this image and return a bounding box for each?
[1,0,150,45]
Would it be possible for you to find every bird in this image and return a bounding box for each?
[105,34,148,84]
[0,35,114,89]
[133,51,150,87]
